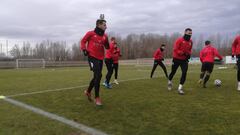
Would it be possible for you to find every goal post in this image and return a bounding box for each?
[16,59,46,69]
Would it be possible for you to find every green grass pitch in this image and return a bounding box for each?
[0,65,240,135]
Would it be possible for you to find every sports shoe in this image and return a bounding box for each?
[178,89,184,95]
[106,83,112,89]
[198,79,203,85]
[114,79,119,85]
[95,97,102,106]
[84,90,93,102]
[237,84,240,91]
[168,81,173,90]
[103,81,107,86]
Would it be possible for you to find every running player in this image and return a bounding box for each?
[198,40,222,88]
[80,14,109,106]
[168,28,193,95]
[150,44,168,79]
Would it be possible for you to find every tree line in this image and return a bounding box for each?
[5,32,236,61]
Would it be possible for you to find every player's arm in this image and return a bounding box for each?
[104,36,110,49]
[80,31,92,56]
[119,49,122,57]
[199,50,203,62]
[174,39,184,55]
[232,37,238,57]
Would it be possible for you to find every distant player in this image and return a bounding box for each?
[150,44,168,79]
[112,40,121,84]
[232,34,240,91]
[198,40,222,88]
[168,28,193,95]
[103,37,115,89]
[80,14,109,106]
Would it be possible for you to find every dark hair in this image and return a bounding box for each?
[111,37,116,41]
[205,40,211,45]
[185,28,192,32]
[96,19,106,26]
[161,44,166,47]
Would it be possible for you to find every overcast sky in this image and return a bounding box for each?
[0,0,240,44]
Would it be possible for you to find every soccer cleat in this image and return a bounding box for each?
[178,89,184,95]
[198,79,203,85]
[168,81,173,90]
[114,79,119,85]
[106,83,112,89]
[84,90,93,102]
[237,85,240,91]
[95,97,102,106]
[103,81,107,86]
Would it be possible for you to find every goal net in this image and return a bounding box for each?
[16,59,46,69]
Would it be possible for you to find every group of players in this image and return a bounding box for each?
[80,15,240,106]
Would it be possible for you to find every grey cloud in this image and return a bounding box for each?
[0,0,239,42]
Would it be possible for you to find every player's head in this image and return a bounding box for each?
[160,44,166,51]
[183,28,192,41]
[96,14,107,31]
[205,40,211,45]
[111,37,116,42]
[111,37,118,47]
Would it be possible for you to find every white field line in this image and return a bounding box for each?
[6,77,151,98]
[7,85,88,98]
[6,70,199,98]
[1,96,107,135]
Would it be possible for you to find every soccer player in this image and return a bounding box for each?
[150,44,168,79]
[112,41,121,84]
[168,28,193,95]
[198,40,223,88]
[80,15,109,106]
[103,37,115,89]
[232,34,240,91]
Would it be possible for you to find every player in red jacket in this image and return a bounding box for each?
[150,44,168,79]
[112,42,121,84]
[168,28,193,95]
[103,37,116,89]
[232,34,240,91]
[198,40,222,88]
[80,15,109,106]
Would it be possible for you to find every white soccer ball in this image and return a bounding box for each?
[214,79,221,87]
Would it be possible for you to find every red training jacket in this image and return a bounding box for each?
[153,48,164,60]
[173,37,193,60]
[200,45,222,63]
[105,41,115,59]
[232,35,240,56]
[112,47,121,63]
[80,30,109,60]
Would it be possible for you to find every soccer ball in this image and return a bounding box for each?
[214,79,221,87]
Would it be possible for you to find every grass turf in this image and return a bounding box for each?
[0,65,240,135]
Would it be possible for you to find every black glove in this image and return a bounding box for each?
[83,50,88,56]
[232,54,235,58]
[184,52,190,60]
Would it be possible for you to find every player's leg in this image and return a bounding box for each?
[84,57,95,102]
[159,61,168,79]
[203,63,213,88]
[168,59,180,90]
[237,59,240,91]
[150,60,158,78]
[104,58,113,88]
[93,59,103,105]
[198,63,206,85]
[178,61,188,94]
[113,63,119,84]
